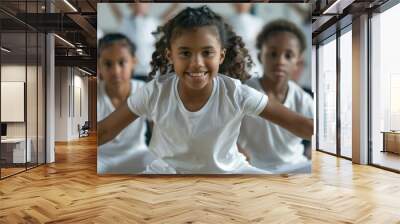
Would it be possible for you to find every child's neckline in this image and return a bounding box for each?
[174,75,217,116]
[256,78,291,106]
[103,80,133,110]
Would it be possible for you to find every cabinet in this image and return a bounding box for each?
[0,138,32,165]
[382,131,400,154]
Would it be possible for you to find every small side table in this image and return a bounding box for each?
[0,138,32,164]
[381,131,400,154]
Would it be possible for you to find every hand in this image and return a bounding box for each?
[237,144,251,162]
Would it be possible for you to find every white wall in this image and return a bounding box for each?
[1,64,46,164]
[1,65,26,81]
[72,73,89,138]
[1,66,26,130]
[55,66,68,141]
[54,67,89,141]
[1,65,37,138]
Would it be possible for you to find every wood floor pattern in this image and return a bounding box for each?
[1,135,400,224]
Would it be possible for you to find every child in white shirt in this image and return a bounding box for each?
[97,33,155,173]
[238,20,314,173]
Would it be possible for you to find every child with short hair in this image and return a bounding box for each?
[238,20,314,173]
[98,7,313,174]
[97,33,155,173]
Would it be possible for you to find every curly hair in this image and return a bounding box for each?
[149,6,253,81]
[256,19,306,54]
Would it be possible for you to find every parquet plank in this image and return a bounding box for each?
[0,135,399,223]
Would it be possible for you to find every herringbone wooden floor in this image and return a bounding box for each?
[1,135,400,224]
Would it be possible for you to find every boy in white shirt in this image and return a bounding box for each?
[238,19,314,173]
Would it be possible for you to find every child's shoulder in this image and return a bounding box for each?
[97,80,107,96]
[140,73,175,87]
[155,72,175,83]
[287,81,314,115]
[131,79,146,88]
[243,77,261,89]
[288,80,313,102]
[217,74,242,88]
[288,80,308,95]
[217,74,260,99]
[136,73,176,97]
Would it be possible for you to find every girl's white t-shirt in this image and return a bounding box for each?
[238,78,314,171]
[127,73,268,174]
[97,80,154,174]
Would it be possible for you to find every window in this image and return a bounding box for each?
[317,35,337,154]
[0,0,47,179]
[371,2,400,171]
[339,28,352,158]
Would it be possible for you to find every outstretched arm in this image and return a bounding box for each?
[237,144,250,162]
[258,98,313,140]
[98,101,138,145]
[110,3,123,23]
[289,4,310,21]
[160,3,181,22]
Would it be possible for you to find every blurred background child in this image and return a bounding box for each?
[110,3,180,81]
[97,33,155,173]
[238,20,314,173]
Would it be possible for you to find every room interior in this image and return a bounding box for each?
[0,0,399,222]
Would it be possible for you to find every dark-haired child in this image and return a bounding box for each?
[98,7,313,174]
[238,20,314,173]
[97,33,155,173]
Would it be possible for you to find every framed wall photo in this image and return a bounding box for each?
[97,3,313,175]
[1,81,25,122]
